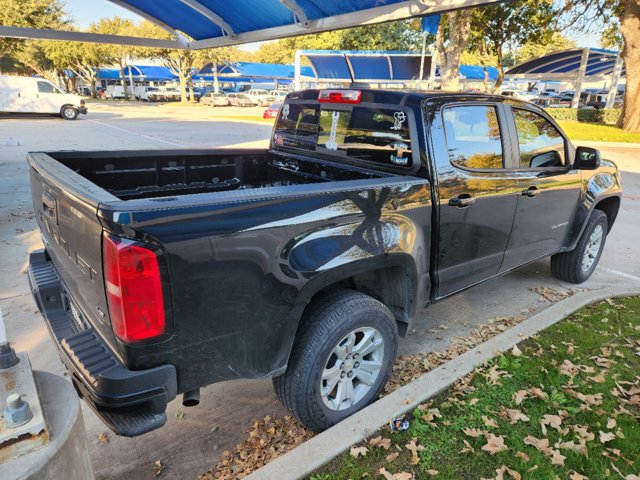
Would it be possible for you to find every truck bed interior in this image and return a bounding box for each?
[50,150,385,200]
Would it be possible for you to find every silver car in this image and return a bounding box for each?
[201,92,230,107]
[226,93,256,107]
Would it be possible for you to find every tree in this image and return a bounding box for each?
[467,0,556,92]
[513,33,577,64]
[0,0,67,69]
[92,17,136,100]
[14,41,60,84]
[198,47,236,93]
[436,11,473,91]
[562,0,640,132]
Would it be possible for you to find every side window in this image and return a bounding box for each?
[443,105,504,169]
[37,81,59,94]
[513,109,566,168]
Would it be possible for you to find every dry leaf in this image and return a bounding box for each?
[550,449,566,466]
[504,409,530,424]
[524,435,550,453]
[98,432,109,444]
[460,439,474,453]
[512,345,522,357]
[350,446,369,458]
[427,470,439,477]
[557,440,588,456]
[470,398,480,405]
[482,434,508,455]
[599,431,616,444]
[483,415,499,428]
[607,418,617,429]
[569,471,589,480]
[405,438,425,465]
[386,452,400,462]
[463,427,487,438]
[153,460,165,478]
[379,468,413,480]
[370,436,391,450]
[540,414,563,435]
[515,451,530,462]
[494,465,522,480]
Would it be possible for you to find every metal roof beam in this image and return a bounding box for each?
[0,26,186,49]
[177,0,236,38]
[279,0,310,27]
[189,0,502,49]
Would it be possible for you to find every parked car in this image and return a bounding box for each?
[162,88,182,102]
[76,86,91,96]
[226,93,255,107]
[136,87,162,101]
[201,92,229,107]
[27,89,621,438]
[105,85,132,99]
[270,90,288,101]
[96,87,106,98]
[246,89,276,106]
[499,89,535,102]
[263,102,281,118]
[0,75,87,120]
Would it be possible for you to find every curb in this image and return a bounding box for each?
[246,286,640,480]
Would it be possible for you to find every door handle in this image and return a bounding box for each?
[448,195,476,208]
[521,186,540,197]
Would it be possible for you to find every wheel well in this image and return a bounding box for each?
[308,266,415,337]
[594,196,620,233]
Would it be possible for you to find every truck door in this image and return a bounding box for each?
[431,102,520,298]
[35,80,63,113]
[499,107,582,271]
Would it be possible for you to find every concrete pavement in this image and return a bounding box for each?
[0,103,638,479]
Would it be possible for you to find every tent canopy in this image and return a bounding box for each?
[506,48,625,80]
[200,61,314,79]
[0,0,502,49]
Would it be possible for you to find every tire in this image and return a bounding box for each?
[60,106,78,120]
[551,210,607,283]
[273,290,398,432]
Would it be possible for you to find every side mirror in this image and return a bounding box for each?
[574,146,601,170]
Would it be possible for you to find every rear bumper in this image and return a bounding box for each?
[27,249,177,436]
[78,106,88,115]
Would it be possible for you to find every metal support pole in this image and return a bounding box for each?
[294,50,301,91]
[571,48,589,109]
[418,31,427,89]
[605,54,623,109]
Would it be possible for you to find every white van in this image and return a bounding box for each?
[0,76,87,120]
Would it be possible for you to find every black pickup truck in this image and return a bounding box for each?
[27,89,621,436]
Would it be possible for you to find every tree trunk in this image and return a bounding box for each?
[618,0,640,132]
[119,63,129,100]
[493,49,505,93]
[179,75,188,103]
[436,11,472,91]
[188,79,195,103]
[214,61,219,94]
[90,76,96,98]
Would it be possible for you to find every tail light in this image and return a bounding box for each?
[318,89,362,104]
[103,233,166,342]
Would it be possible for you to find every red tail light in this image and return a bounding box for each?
[103,233,166,342]
[318,89,362,104]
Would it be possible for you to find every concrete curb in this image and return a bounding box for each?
[246,286,640,480]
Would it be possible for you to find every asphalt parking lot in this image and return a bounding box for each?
[1,101,639,479]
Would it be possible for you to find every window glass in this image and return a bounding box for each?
[273,103,320,151]
[37,81,60,94]
[443,106,503,169]
[513,109,566,168]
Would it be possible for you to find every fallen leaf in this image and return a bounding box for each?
[515,451,529,462]
[427,470,439,477]
[494,465,522,480]
[386,452,400,462]
[512,345,522,357]
[379,468,413,480]
[550,449,566,466]
[463,427,487,438]
[483,415,499,428]
[557,440,588,456]
[569,471,589,480]
[607,418,617,429]
[350,446,369,458]
[98,432,109,444]
[503,408,530,424]
[482,434,508,455]
[599,431,616,444]
[540,414,563,435]
[470,398,480,405]
[460,439,474,453]
[405,438,425,465]
[524,435,550,453]
[370,436,391,450]
[153,460,165,478]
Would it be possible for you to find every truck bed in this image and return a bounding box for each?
[48,149,385,200]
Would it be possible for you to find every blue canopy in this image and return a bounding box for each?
[506,48,625,78]
[200,61,314,79]
[104,0,499,50]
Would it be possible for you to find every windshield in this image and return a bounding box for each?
[273,101,413,169]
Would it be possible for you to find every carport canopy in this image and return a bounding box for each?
[0,0,502,50]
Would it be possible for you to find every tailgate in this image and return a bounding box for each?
[28,152,118,351]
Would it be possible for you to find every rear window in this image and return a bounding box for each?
[273,102,412,169]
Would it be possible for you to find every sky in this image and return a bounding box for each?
[65,0,603,52]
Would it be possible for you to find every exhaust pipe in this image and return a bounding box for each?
[182,389,200,407]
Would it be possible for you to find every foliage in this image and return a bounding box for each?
[545,108,620,124]
[0,0,67,62]
[91,17,136,99]
[513,33,577,65]
[310,296,640,479]
[435,11,473,91]
[467,0,557,91]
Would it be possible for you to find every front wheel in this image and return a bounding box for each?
[551,210,607,283]
[60,106,78,120]
[273,290,398,432]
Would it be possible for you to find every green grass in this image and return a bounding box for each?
[310,297,640,480]
[557,121,640,143]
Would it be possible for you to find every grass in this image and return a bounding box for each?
[557,121,640,143]
[310,297,640,480]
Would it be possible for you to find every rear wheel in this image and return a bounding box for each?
[273,290,398,432]
[61,105,78,120]
[551,210,607,283]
